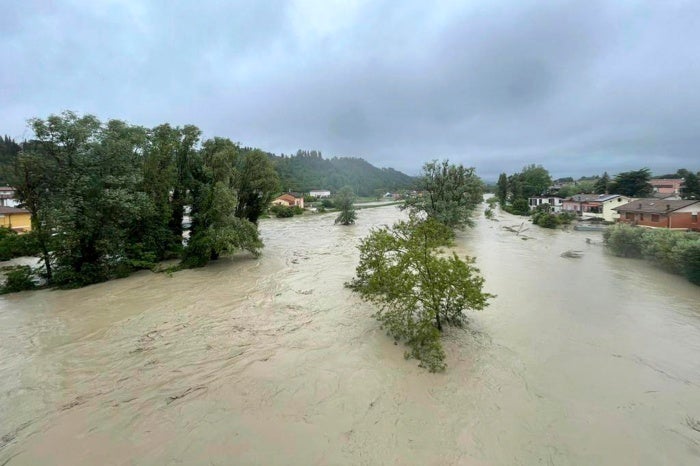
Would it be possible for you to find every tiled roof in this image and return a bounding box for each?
[0,206,29,214]
[612,199,698,213]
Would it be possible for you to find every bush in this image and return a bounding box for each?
[0,228,41,261]
[603,224,645,258]
[532,211,559,228]
[681,243,700,285]
[269,205,294,218]
[503,198,530,216]
[321,199,335,209]
[604,225,700,286]
[1,265,37,294]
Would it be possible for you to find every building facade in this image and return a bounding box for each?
[613,199,700,231]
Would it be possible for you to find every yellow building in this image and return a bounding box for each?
[0,206,32,233]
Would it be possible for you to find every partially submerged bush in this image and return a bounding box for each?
[604,224,700,285]
[1,265,37,294]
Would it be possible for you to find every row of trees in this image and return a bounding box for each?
[7,111,279,287]
[348,160,492,371]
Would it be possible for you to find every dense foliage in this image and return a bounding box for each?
[8,111,279,288]
[608,168,653,197]
[272,150,415,197]
[403,159,484,229]
[604,224,700,285]
[347,217,492,371]
[0,135,21,185]
[334,186,357,225]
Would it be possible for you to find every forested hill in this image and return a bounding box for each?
[268,150,416,196]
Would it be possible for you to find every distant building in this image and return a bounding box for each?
[0,187,19,208]
[528,196,564,213]
[0,206,32,233]
[309,190,331,198]
[613,199,700,231]
[562,194,632,222]
[649,179,683,195]
[272,193,304,209]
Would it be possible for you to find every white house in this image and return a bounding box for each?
[0,187,19,208]
[528,196,564,213]
[309,189,331,198]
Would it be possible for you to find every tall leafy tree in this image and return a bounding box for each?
[681,171,700,199]
[594,172,610,194]
[609,168,653,197]
[183,138,262,267]
[404,159,483,229]
[496,172,508,204]
[519,164,552,198]
[234,148,280,224]
[334,186,357,225]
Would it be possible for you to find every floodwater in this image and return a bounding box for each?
[1,204,699,465]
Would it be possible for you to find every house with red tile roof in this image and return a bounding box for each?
[613,199,700,231]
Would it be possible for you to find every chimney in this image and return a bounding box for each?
[666,204,670,211]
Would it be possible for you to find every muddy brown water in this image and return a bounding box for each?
[1,204,699,465]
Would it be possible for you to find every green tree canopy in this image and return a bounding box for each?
[347,216,493,371]
[404,159,484,229]
[681,172,700,199]
[609,168,653,197]
[334,186,357,225]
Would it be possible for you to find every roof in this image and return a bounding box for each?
[0,206,29,214]
[565,194,624,202]
[612,199,699,213]
[529,195,563,200]
[275,194,298,202]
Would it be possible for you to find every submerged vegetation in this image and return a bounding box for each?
[348,160,491,371]
[604,224,700,285]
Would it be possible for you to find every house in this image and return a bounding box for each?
[0,187,19,208]
[613,199,700,231]
[0,206,32,233]
[272,193,304,209]
[528,196,563,213]
[649,178,683,195]
[309,189,331,198]
[561,194,632,222]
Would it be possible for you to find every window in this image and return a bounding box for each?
[625,212,634,220]
[693,214,698,223]
[640,213,645,221]
[651,214,660,222]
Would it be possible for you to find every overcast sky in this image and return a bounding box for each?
[3,1,700,180]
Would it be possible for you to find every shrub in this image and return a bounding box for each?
[269,205,294,218]
[603,224,645,258]
[681,242,700,285]
[1,265,37,294]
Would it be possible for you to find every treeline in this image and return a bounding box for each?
[604,224,700,285]
[4,111,279,289]
[271,150,415,196]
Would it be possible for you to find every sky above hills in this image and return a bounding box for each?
[2,0,699,180]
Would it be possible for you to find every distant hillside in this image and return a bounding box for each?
[269,150,416,196]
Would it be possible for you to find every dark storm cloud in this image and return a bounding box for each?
[2,0,700,179]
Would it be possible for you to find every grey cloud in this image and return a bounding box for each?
[2,0,699,180]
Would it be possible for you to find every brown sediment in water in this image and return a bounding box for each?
[1,204,699,465]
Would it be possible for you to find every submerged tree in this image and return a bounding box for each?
[334,186,357,225]
[347,217,493,371]
[404,159,483,229]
